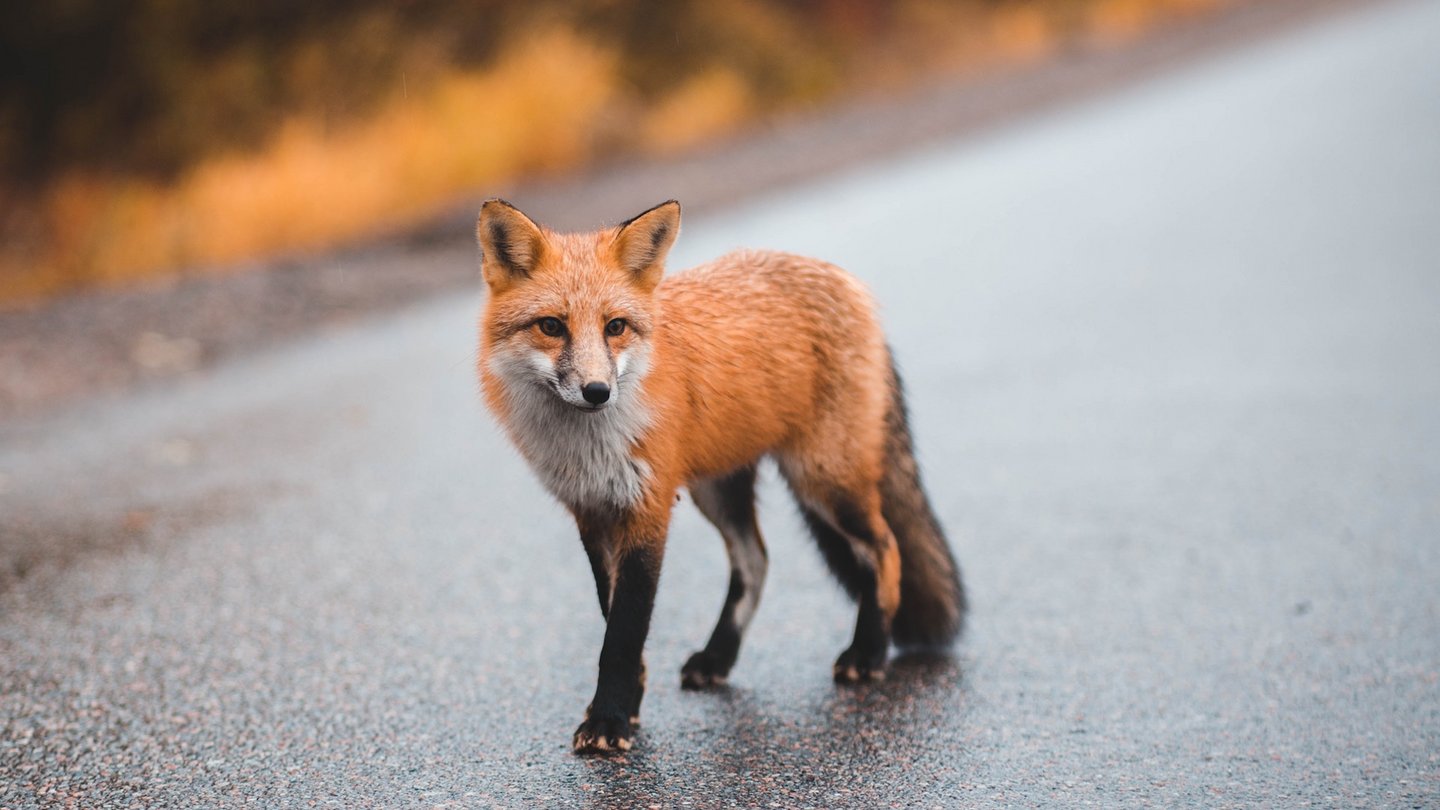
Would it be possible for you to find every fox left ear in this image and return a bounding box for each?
[612,200,680,290]
[477,198,547,291]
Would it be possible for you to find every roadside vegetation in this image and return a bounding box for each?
[0,0,1229,305]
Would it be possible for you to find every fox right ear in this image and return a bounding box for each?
[477,199,546,289]
[611,200,681,291]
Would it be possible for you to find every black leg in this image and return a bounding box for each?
[630,656,647,726]
[683,467,767,689]
[833,567,889,683]
[580,533,611,620]
[573,545,661,753]
[797,504,890,683]
[680,570,745,688]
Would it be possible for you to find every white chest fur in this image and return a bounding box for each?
[494,373,653,512]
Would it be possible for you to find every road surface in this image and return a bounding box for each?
[3,0,1438,806]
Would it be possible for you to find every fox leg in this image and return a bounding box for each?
[827,498,901,682]
[681,465,768,689]
[578,532,648,725]
[783,465,901,683]
[572,506,669,755]
[580,533,612,619]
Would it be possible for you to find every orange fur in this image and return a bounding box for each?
[478,208,892,575]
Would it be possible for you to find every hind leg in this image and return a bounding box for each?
[681,465,768,689]
[784,465,902,683]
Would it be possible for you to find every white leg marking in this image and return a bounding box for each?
[690,478,768,631]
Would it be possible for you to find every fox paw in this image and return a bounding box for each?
[680,650,732,690]
[573,714,634,755]
[833,645,887,684]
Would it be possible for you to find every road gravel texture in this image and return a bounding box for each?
[2,0,1438,807]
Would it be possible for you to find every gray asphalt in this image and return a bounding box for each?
[3,1,1439,806]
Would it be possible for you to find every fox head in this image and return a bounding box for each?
[477,199,680,413]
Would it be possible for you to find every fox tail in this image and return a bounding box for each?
[881,351,967,647]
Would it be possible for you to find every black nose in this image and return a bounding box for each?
[581,382,610,405]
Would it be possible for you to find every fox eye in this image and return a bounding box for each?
[605,318,627,337]
[537,317,565,337]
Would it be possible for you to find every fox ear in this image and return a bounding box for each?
[612,200,680,290]
[477,199,546,290]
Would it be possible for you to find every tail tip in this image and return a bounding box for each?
[891,593,967,650]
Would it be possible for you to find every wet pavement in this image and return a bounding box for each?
[2,0,1438,806]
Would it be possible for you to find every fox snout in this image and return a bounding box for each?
[556,335,619,411]
[557,370,615,412]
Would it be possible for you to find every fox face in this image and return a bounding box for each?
[484,258,654,413]
[478,199,678,413]
[477,199,680,511]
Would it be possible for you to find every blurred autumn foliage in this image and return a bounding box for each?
[0,0,1227,304]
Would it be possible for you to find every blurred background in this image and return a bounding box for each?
[1,0,1234,305]
[4,1,1437,804]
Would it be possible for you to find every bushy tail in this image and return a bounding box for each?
[882,352,967,648]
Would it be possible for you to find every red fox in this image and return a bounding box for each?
[476,199,965,754]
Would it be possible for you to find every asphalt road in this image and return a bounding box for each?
[3,1,1438,806]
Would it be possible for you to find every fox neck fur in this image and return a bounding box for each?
[485,342,656,513]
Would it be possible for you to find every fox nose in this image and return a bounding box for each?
[581,382,610,405]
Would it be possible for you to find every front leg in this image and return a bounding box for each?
[579,534,649,727]
[580,532,611,620]
[573,541,663,754]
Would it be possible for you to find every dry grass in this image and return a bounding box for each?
[0,28,617,301]
[0,0,1235,307]
[642,67,755,156]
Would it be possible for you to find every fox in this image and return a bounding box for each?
[475,198,966,754]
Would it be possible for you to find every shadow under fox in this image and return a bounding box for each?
[475,199,965,754]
